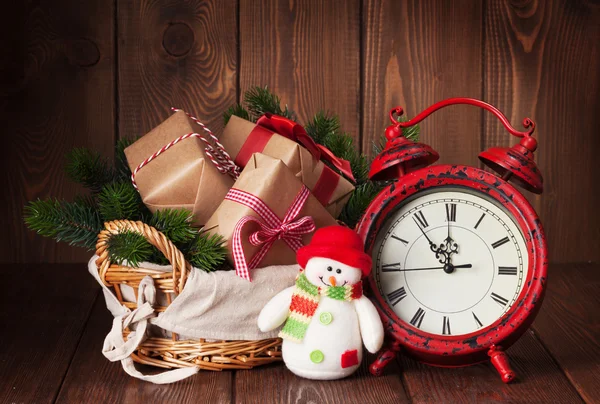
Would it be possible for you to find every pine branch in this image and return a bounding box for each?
[65,148,114,193]
[372,115,420,156]
[321,132,369,184]
[305,111,341,145]
[98,182,142,222]
[148,209,197,244]
[339,181,383,229]
[115,138,136,182]
[187,233,227,271]
[74,194,98,209]
[105,230,154,267]
[397,115,420,141]
[372,136,388,156]
[244,86,296,121]
[24,198,103,250]
[348,153,370,185]
[224,103,250,125]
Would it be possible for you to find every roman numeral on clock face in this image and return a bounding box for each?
[390,235,409,246]
[472,312,483,328]
[442,316,451,335]
[491,292,509,307]
[492,236,510,249]
[498,266,518,276]
[474,213,486,229]
[387,287,407,306]
[413,211,429,229]
[410,307,426,328]
[445,203,457,222]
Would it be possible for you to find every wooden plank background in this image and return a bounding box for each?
[3,0,598,264]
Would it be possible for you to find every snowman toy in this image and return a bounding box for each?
[258,226,384,380]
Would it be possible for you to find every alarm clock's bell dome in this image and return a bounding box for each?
[479,136,543,194]
[369,123,439,181]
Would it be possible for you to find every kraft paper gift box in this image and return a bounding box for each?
[125,110,235,226]
[220,115,355,218]
[203,153,338,274]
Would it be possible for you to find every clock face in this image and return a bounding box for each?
[373,186,529,337]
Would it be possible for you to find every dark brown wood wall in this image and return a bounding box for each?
[3,0,598,264]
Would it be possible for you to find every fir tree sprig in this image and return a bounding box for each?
[244,86,296,121]
[24,199,103,250]
[65,148,114,193]
[304,111,341,145]
[373,115,420,156]
[98,182,142,222]
[224,104,250,125]
[74,194,98,209]
[148,209,197,244]
[398,115,420,142]
[26,86,420,271]
[372,136,388,156]
[338,181,384,228]
[187,233,227,271]
[106,230,154,267]
[321,131,370,184]
[115,138,136,182]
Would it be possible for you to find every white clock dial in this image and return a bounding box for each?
[373,187,529,337]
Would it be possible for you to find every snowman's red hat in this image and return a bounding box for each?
[297,226,373,277]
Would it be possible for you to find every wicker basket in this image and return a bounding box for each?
[94,219,282,371]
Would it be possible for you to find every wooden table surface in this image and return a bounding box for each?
[1,263,598,404]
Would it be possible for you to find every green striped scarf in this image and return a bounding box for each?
[279,272,363,343]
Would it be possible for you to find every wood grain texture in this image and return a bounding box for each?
[0,264,99,404]
[55,297,233,404]
[118,0,237,140]
[532,263,600,403]
[483,0,600,262]
[1,263,599,402]
[398,330,583,403]
[234,354,409,404]
[362,0,483,165]
[239,0,361,141]
[0,0,114,263]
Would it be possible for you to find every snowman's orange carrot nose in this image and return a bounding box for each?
[329,276,337,286]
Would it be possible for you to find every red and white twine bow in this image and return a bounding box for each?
[226,186,316,281]
[131,108,240,190]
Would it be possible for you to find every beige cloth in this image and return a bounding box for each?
[155,263,298,340]
[88,256,298,383]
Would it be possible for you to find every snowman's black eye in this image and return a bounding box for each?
[336,269,342,274]
[327,266,333,272]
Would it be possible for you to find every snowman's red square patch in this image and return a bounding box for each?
[341,350,359,368]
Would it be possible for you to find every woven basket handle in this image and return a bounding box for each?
[95,220,190,294]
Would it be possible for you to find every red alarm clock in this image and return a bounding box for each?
[356,98,547,383]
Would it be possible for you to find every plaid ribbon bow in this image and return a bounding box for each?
[225,186,316,281]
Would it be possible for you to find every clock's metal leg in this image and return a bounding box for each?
[369,348,396,376]
[489,345,516,383]
[369,340,402,376]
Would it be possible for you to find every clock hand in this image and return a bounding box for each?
[382,263,472,272]
[412,217,437,253]
[437,228,459,265]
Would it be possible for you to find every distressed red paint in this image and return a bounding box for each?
[357,99,547,383]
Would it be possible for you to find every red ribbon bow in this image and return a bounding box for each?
[225,186,316,281]
[256,114,356,182]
